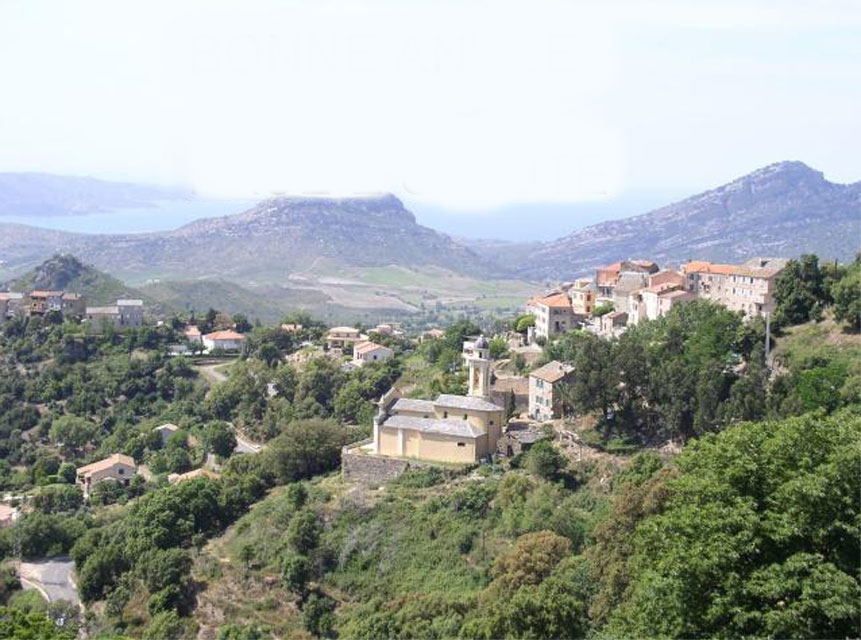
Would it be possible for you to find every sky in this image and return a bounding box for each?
[0,0,858,237]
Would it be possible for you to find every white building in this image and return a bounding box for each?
[202,330,246,352]
[352,341,393,367]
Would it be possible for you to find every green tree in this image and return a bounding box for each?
[48,416,97,454]
[774,254,830,326]
[203,421,237,458]
[831,259,861,330]
[523,440,566,481]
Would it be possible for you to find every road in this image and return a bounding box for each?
[196,361,231,385]
[19,557,80,608]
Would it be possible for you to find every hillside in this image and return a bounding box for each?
[5,254,162,309]
[0,172,189,218]
[520,161,860,280]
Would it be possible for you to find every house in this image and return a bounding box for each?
[326,326,367,350]
[184,325,202,343]
[683,258,787,319]
[527,292,576,341]
[595,260,659,302]
[0,292,24,319]
[498,423,548,456]
[154,423,180,445]
[85,298,144,334]
[490,376,529,415]
[419,328,445,343]
[371,336,504,464]
[202,329,246,352]
[529,360,575,421]
[352,341,393,367]
[0,295,8,323]
[168,468,219,484]
[61,292,85,316]
[281,323,303,333]
[26,290,65,316]
[599,310,628,337]
[569,278,596,316]
[76,453,137,496]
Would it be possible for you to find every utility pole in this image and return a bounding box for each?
[765,312,771,359]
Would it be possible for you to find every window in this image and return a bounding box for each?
[443,411,448,418]
[463,414,468,420]
[457,442,466,447]
[489,420,494,426]
[118,468,124,475]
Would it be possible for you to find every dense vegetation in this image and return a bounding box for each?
[0,252,857,638]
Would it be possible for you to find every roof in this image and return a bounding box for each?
[184,326,201,336]
[29,290,63,298]
[435,394,502,412]
[77,453,136,476]
[644,282,682,295]
[683,260,735,276]
[328,326,360,334]
[491,377,529,395]
[530,360,575,383]
[155,423,179,432]
[613,273,649,295]
[355,341,390,355]
[662,290,696,300]
[735,257,788,278]
[381,414,484,439]
[86,306,119,315]
[204,330,246,341]
[116,299,143,306]
[392,397,436,414]
[62,292,82,300]
[529,292,571,309]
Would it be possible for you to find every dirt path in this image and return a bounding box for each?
[195,360,233,386]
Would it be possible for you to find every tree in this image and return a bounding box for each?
[488,337,509,360]
[514,313,535,334]
[281,552,310,594]
[774,254,830,326]
[572,335,617,425]
[490,530,572,592]
[302,592,336,638]
[524,440,566,481]
[287,508,321,555]
[48,416,97,454]
[232,314,252,333]
[203,421,237,458]
[0,606,76,640]
[603,408,861,638]
[831,259,861,330]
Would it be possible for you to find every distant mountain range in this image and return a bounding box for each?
[0,162,857,316]
[0,172,190,217]
[517,161,860,280]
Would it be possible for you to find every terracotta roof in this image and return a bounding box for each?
[204,330,245,341]
[355,341,389,355]
[530,360,575,383]
[644,282,683,295]
[662,290,695,300]
[595,262,623,285]
[77,453,135,476]
[683,261,735,276]
[29,290,63,298]
[328,326,360,334]
[184,326,201,336]
[529,292,571,309]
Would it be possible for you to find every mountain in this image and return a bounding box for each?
[519,161,860,280]
[0,172,190,217]
[5,254,161,308]
[0,195,499,281]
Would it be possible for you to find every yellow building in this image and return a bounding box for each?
[371,336,504,464]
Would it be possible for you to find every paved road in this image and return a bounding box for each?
[19,557,80,607]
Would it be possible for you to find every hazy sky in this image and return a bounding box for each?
[0,0,858,211]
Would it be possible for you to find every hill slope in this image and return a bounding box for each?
[5,254,161,308]
[520,161,860,280]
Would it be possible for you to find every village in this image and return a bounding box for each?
[0,254,792,501]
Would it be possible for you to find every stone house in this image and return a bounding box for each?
[569,278,596,315]
[683,258,787,319]
[76,453,136,496]
[326,326,367,351]
[529,360,575,421]
[527,292,576,340]
[154,423,180,445]
[85,299,144,333]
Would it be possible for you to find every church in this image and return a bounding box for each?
[371,336,505,464]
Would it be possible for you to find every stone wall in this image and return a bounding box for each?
[342,441,443,487]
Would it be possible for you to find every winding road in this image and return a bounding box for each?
[19,557,80,608]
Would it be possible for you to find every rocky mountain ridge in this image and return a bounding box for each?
[519,161,860,280]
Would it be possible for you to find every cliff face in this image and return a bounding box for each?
[518,161,860,280]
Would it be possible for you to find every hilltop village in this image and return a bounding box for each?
[0,250,857,639]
